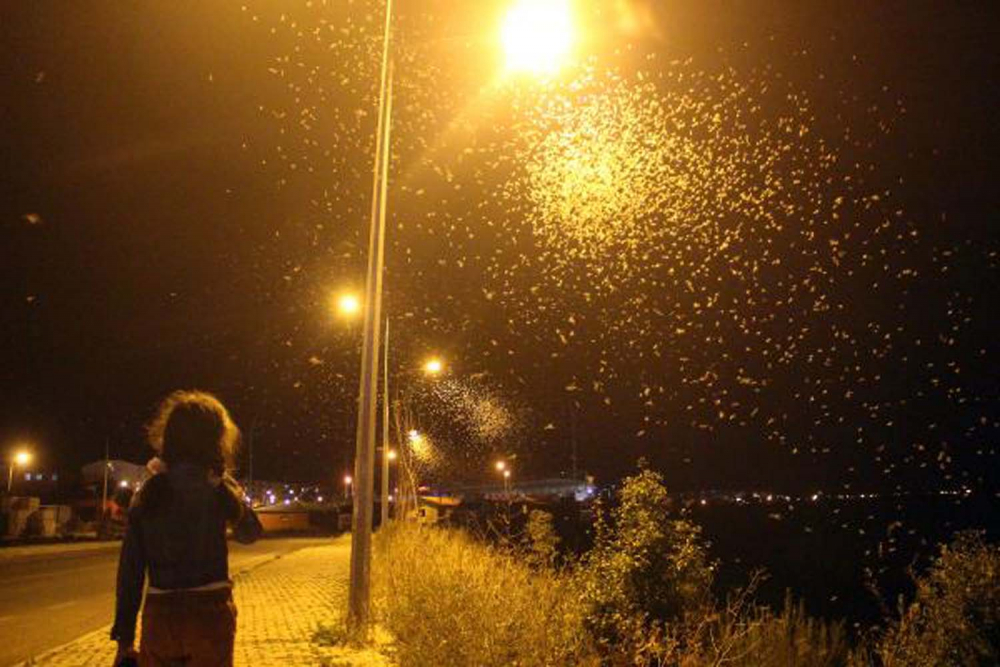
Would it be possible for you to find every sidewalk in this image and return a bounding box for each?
[20,536,392,666]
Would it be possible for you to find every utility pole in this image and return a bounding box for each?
[347,0,393,628]
[380,318,391,527]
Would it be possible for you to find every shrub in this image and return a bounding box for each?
[686,588,859,667]
[523,509,561,568]
[876,531,1000,667]
[576,466,714,663]
[372,522,597,667]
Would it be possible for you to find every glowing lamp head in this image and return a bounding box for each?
[501,0,575,75]
[423,358,444,375]
[337,293,361,317]
[495,460,506,472]
[13,450,31,466]
[388,449,398,461]
[408,430,422,444]
[344,475,353,485]
[503,469,511,479]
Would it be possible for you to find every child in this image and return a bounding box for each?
[111,390,261,666]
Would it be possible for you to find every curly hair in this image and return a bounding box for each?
[147,390,240,473]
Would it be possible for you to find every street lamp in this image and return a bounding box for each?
[501,0,575,75]
[347,0,580,627]
[344,474,353,499]
[422,357,444,375]
[6,449,32,494]
[337,292,361,318]
[495,460,506,472]
[405,429,432,462]
[335,290,396,531]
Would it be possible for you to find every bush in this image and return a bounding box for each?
[523,509,561,568]
[685,588,859,667]
[372,522,597,667]
[876,531,1000,667]
[573,466,858,666]
[576,466,714,663]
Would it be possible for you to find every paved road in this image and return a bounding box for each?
[0,537,331,667]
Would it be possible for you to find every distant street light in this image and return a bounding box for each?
[422,357,444,375]
[495,460,506,472]
[337,293,362,318]
[6,448,32,494]
[344,474,353,499]
[405,429,431,463]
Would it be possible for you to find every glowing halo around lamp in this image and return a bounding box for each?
[501,0,575,75]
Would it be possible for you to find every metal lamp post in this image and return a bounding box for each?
[346,0,577,629]
[380,319,391,528]
[347,0,394,628]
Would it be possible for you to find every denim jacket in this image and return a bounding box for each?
[110,464,262,645]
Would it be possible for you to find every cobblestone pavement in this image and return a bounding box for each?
[20,536,392,666]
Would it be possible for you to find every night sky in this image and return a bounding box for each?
[2,0,998,492]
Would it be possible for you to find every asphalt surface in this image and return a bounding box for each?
[0,537,331,667]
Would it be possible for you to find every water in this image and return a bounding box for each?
[689,493,1000,630]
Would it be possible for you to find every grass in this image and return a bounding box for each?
[371,521,869,667]
[372,522,597,667]
[684,591,861,667]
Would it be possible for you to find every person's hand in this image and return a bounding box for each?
[113,642,138,666]
[146,457,167,475]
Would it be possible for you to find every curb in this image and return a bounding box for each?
[0,540,120,562]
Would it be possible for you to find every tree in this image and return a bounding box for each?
[578,464,714,663]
